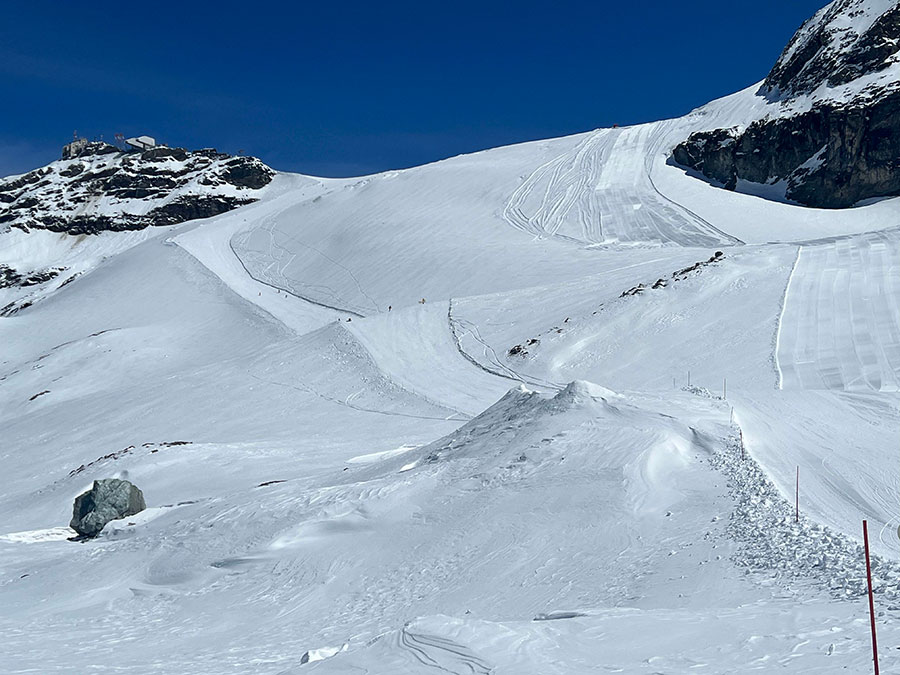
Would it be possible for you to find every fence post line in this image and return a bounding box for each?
[863,520,880,675]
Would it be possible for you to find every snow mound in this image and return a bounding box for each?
[407,380,628,467]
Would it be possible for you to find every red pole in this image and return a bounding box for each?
[863,520,880,675]
[795,467,799,523]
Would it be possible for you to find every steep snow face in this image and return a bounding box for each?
[0,142,274,235]
[765,0,900,99]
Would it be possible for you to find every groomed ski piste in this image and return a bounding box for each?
[3,81,900,674]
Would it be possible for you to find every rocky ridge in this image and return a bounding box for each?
[0,141,274,235]
[672,0,900,208]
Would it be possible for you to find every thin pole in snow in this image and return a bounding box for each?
[723,377,727,399]
[795,467,800,523]
[730,406,734,424]
[863,520,880,675]
[739,428,744,461]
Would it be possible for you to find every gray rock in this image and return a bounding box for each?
[672,93,900,208]
[0,146,273,235]
[671,0,900,208]
[764,0,900,98]
[70,478,146,538]
[61,139,119,161]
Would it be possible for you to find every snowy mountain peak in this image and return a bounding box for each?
[764,0,900,98]
[672,0,900,207]
[0,143,274,235]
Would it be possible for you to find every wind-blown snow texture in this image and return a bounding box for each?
[4,3,900,673]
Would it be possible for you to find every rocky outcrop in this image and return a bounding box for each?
[674,90,900,207]
[672,0,900,208]
[62,139,119,161]
[764,0,900,97]
[70,478,146,538]
[0,264,64,289]
[0,142,274,234]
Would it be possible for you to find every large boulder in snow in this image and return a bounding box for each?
[70,478,146,538]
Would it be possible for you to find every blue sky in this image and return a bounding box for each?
[1,1,827,177]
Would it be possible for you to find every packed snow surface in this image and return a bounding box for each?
[3,72,900,674]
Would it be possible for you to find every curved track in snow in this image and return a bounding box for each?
[502,131,611,244]
[503,123,743,248]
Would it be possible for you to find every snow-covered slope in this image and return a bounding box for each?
[5,3,900,671]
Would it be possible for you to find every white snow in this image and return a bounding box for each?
[777,231,900,391]
[4,28,900,673]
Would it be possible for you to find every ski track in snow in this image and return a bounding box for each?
[502,124,742,248]
[448,300,563,392]
[502,130,609,244]
[231,213,370,318]
[777,231,900,391]
[397,626,493,675]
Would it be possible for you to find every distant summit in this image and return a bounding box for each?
[0,141,274,235]
[673,0,900,208]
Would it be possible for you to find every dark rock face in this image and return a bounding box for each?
[672,128,741,190]
[1,144,274,234]
[672,0,900,208]
[0,264,22,288]
[219,157,274,189]
[764,0,900,97]
[0,264,64,289]
[70,478,146,538]
[673,90,900,207]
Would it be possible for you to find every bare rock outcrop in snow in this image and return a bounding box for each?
[0,141,274,234]
[672,0,900,208]
[70,478,146,538]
